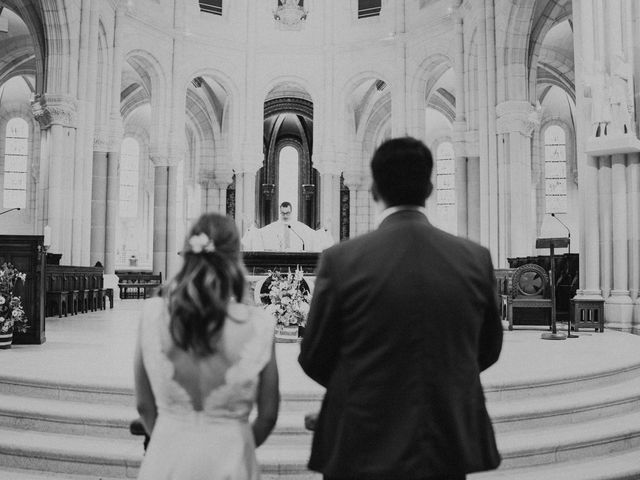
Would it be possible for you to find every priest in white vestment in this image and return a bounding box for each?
[257,201,317,252]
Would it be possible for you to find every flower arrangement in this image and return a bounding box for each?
[263,267,311,327]
[0,262,28,335]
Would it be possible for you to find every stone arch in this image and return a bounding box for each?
[0,1,45,94]
[0,37,36,86]
[182,67,240,148]
[409,53,452,139]
[340,70,391,135]
[527,2,573,104]
[94,20,111,128]
[123,49,168,159]
[498,0,537,101]
[185,88,218,180]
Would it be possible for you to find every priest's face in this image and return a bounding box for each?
[280,205,292,222]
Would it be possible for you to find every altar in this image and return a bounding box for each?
[242,251,319,306]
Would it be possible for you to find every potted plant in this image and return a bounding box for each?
[263,267,311,342]
[0,262,29,349]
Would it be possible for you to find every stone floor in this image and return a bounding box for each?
[2,299,640,479]
[3,298,639,395]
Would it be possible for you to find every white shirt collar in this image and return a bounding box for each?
[374,205,427,229]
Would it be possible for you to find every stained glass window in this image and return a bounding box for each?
[544,125,567,213]
[119,138,139,218]
[3,118,28,209]
[278,146,299,217]
[436,142,456,234]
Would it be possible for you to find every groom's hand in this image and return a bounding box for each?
[304,412,319,431]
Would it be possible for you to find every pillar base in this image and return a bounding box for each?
[574,290,604,301]
[632,297,640,334]
[604,293,634,332]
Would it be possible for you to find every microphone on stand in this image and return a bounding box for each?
[0,207,20,216]
[550,213,571,254]
[287,225,305,251]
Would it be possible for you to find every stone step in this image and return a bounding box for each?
[0,392,315,441]
[0,468,121,480]
[495,410,640,469]
[0,375,323,412]
[3,371,640,443]
[489,372,640,432]
[0,427,316,478]
[1,408,640,477]
[471,447,640,480]
[483,362,640,402]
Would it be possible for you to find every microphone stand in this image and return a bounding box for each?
[550,213,576,338]
[550,213,570,254]
[287,225,305,251]
[0,207,20,216]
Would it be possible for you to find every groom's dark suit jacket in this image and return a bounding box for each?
[299,209,503,479]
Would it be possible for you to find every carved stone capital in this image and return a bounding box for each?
[31,94,78,129]
[496,101,540,137]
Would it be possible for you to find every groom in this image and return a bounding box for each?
[299,137,503,480]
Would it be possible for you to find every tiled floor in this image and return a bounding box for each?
[3,299,640,394]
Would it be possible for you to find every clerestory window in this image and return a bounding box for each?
[358,0,382,19]
[544,125,567,214]
[199,0,222,15]
[3,117,28,209]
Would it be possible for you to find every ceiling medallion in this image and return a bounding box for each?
[273,0,308,30]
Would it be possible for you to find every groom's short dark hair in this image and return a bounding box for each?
[370,137,433,206]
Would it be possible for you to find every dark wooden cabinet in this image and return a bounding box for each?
[0,235,46,345]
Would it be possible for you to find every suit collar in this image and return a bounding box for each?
[375,205,429,229]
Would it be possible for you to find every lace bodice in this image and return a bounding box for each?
[139,297,276,423]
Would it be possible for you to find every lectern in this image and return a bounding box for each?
[535,237,570,340]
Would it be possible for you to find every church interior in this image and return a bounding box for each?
[1,0,640,478]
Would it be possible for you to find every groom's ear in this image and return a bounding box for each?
[371,182,380,202]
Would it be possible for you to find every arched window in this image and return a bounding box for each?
[544,125,567,213]
[119,137,139,218]
[278,145,299,216]
[3,118,28,209]
[436,142,456,234]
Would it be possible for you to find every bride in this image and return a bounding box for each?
[134,213,280,479]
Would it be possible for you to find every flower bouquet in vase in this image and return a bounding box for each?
[263,267,311,342]
[0,262,28,349]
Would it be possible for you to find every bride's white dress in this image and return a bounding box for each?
[137,297,276,480]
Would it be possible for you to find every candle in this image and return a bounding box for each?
[43,225,51,248]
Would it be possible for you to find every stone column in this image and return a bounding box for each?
[166,164,179,279]
[73,0,94,264]
[628,153,640,333]
[235,167,258,235]
[452,5,468,239]
[342,170,370,238]
[496,101,539,260]
[90,150,107,266]
[391,1,407,137]
[606,154,633,330]
[314,150,342,242]
[152,162,169,278]
[105,145,120,274]
[31,94,78,263]
[598,156,612,299]
[573,0,603,302]
[466,156,481,243]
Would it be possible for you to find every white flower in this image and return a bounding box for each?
[0,296,4,305]
[188,233,215,253]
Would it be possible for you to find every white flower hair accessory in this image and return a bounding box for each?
[188,233,216,254]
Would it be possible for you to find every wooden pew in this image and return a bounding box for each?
[45,265,112,317]
[117,271,163,299]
